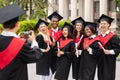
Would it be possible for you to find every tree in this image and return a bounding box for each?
[116,0,120,11]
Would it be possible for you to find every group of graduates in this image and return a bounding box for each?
[0,3,120,80]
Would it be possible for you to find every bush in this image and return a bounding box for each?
[58,20,73,28]
[0,24,3,33]
[17,20,37,34]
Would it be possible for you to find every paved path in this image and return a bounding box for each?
[28,61,120,80]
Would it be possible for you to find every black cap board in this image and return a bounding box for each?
[71,17,85,26]
[48,11,63,21]
[0,4,25,24]
[97,14,114,24]
[34,19,49,30]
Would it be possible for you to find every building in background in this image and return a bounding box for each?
[46,0,119,33]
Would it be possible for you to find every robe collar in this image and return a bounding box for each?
[1,31,18,37]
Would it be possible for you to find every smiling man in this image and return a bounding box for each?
[97,14,120,80]
[47,11,63,74]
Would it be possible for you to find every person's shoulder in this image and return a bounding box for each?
[36,34,43,38]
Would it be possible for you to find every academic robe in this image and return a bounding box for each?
[0,35,42,80]
[78,37,102,80]
[49,28,62,42]
[36,34,52,75]
[54,38,75,80]
[49,28,62,73]
[72,35,84,79]
[97,32,120,80]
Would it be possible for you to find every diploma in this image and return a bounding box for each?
[57,41,60,51]
[75,43,79,57]
[76,35,83,49]
[52,32,55,42]
[80,35,83,41]
[47,41,50,48]
[98,42,105,50]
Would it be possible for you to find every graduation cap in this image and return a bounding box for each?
[62,22,73,34]
[0,4,25,24]
[97,14,114,24]
[85,22,97,34]
[71,17,85,26]
[34,19,49,30]
[48,11,63,21]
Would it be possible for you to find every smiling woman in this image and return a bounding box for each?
[35,19,53,80]
[54,22,75,80]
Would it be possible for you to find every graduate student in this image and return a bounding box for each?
[97,14,120,80]
[71,17,85,80]
[0,4,42,80]
[48,11,63,73]
[34,19,52,80]
[78,22,102,80]
[54,22,75,80]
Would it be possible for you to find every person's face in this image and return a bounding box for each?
[38,24,48,34]
[51,18,59,29]
[75,23,83,32]
[84,27,93,37]
[62,27,69,38]
[99,21,109,32]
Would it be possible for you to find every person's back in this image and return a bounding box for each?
[0,4,42,80]
[0,35,42,80]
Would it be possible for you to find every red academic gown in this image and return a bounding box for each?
[49,28,62,73]
[0,35,42,80]
[78,36,102,80]
[54,38,75,80]
[97,32,120,80]
[36,34,52,75]
[72,35,84,79]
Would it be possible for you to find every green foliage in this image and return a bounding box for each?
[0,24,3,33]
[116,0,120,6]
[58,20,73,28]
[116,0,120,12]
[17,20,37,34]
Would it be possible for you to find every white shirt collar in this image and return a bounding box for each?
[101,30,110,37]
[52,27,59,32]
[1,31,18,37]
[89,34,96,39]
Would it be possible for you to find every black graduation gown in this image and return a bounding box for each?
[78,38,102,80]
[72,36,84,79]
[54,40,75,80]
[36,34,52,75]
[98,34,120,80]
[49,28,62,73]
[0,35,42,80]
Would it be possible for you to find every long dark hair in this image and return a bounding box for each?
[61,27,73,39]
[73,25,84,39]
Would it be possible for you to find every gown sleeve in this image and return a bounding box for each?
[110,35,120,57]
[18,40,43,63]
[62,41,75,58]
[89,40,103,56]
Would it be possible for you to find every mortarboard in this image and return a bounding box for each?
[0,4,25,24]
[34,19,49,30]
[97,14,114,24]
[48,11,63,21]
[62,22,73,34]
[71,17,85,26]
